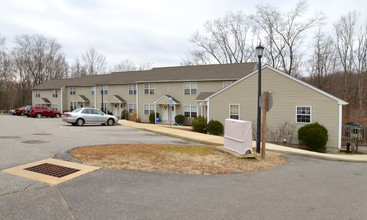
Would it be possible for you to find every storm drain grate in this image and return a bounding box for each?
[24,163,80,178]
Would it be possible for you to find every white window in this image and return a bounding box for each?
[101,103,108,112]
[223,81,234,88]
[70,87,76,95]
[229,104,240,120]
[35,90,40,97]
[144,83,155,95]
[52,104,58,110]
[70,101,76,110]
[184,82,197,95]
[296,106,311,123]
[144,104,155,115]
[184,106,197,118]
[129,104,136,113]
[129,84,136,95]
[52,90,58,98]
[91,87,95,95]
[100,86,108,95]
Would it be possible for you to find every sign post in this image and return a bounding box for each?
[260,91,272,159]
[169,98,173,127]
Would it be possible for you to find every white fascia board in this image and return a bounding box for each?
[153,95,179,105]
[135,78,240,83]
[205,65,349,105]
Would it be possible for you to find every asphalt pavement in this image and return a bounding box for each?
[1,115,367,219]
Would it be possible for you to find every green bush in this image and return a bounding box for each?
[175,115,185,125]
[206,120,224,135]
[149,112,159,124]
[298,122,328,153]
[121,110,129,120]
[192,116,207,133]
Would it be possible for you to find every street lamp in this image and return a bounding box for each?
[256,44,264,153]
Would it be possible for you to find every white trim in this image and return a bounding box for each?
[229,104,240,120]
[136,83,139,116]
[207,101,210,123]
[338,104,342,149]
[94,86,97,109]
[153,95,180,105]
[60,87,63,112]
[295,106,312,124]
[136,78,240,83]
[205,65,348,105]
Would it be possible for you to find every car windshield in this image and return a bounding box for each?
[72,108,82,113]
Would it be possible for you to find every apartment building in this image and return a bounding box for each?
[32,63,347,148]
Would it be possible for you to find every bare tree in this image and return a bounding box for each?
[252,1,325,76]
[113,59,151,72]
[354,21,367,117]
[81,48,106,75]
[184,11,256,65]
[308,29,336,89]
[69,57,87,78]
[334,11,358,100]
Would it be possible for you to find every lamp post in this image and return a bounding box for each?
[101,85,104,112]
[256,44,264,153]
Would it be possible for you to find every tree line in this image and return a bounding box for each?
[0,34,151,110]
[183,1,367,123]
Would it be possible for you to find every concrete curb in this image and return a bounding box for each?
[118,120,367,163]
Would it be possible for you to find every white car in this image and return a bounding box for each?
[63,108,118,126]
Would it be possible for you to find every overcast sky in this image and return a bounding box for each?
[0,0,366,69]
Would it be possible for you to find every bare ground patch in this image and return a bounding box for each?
[70,144,287,175]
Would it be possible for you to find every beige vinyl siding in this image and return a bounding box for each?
[97,85,134,116]
[209,67,340,148]
[32,89,62,107]
[137,81,224,122]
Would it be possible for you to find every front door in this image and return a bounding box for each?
[113,104,118,116]
[162,105,168,123]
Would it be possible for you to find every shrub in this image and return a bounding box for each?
[175,115,185,125]
[192,116,207,133]
[206,120,224,135]
[149,112,160,124]
[129,110,137,121]
[121,110,129,120]
[298,122,328,153]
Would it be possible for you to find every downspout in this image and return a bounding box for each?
[338,104,343,149]
[136,83,139,117]
[94,86,96,108]
[60,88,63,112]
[207,99,210,123]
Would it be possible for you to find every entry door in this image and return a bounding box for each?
[162,105,168,123]
[113,105,118,116]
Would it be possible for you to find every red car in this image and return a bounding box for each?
[15,106,26,116]
[29,105,61,118]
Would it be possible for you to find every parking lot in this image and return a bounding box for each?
[1,115,367,219]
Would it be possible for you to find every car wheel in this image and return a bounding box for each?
[107,118,115,126]
[76,118,84,126]
[55,113,60,118]
[36,113,42,118]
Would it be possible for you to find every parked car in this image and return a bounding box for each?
[23,105,33,117]
[29,105,61,118]
[15,106,26,116]
[62,107,118,126]
[8,109,16,115]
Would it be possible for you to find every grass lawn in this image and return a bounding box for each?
[70,144,287,175]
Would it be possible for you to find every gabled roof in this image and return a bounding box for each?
[105,95,126,103]
[154,94,180,105]
[41,98,51,104]
[196,92,215,101]
[78,95,90,102]
[33,63,257,90]
[205,65,348,105]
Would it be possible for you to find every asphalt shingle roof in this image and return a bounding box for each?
[33,63,257,90]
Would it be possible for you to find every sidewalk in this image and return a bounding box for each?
[119,120,367,163]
